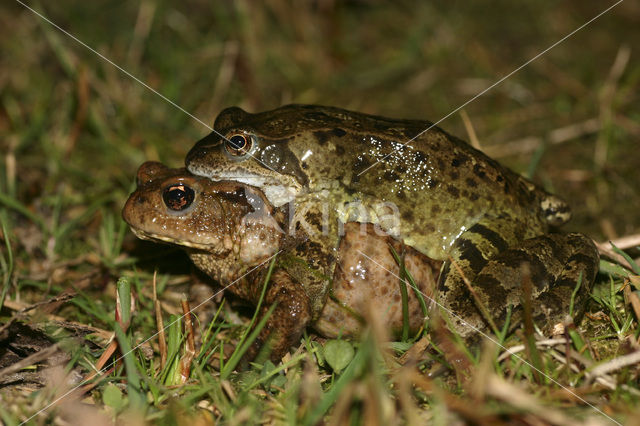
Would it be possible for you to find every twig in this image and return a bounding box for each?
[0,343,61,379]
[595,44,631,168]
[587,350,640,379]
[486,375,578,426]
[546,348,620,392]
[0,293,76,336]
[179,298,196,383]
[484,118,600,158]
[623,283,640,324]
[595,233,640,271]
[601,233,640,251]
[497,337,570,362]
[459,109,482,150]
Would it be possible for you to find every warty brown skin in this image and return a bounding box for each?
[123,163,444,361]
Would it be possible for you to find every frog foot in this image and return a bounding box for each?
[244,269,312,362]
[440,231,598,340]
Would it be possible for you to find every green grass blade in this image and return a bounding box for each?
[113,323,145,411]
[0,211,14,310]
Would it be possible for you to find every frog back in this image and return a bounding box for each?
[250,106,559,258]
[199,105,569,259]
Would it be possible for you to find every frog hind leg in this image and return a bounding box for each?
[437,218,519,339]
[439,227,599,340]
[474,233,599,335]
[245,269,312,362]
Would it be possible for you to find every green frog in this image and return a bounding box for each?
[185,104,599,338]
[123,162,441,359]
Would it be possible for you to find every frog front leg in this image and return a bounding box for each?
[241,268,312,362]
[438,219,599,340]
[283,196,342,318]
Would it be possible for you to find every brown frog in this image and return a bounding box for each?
[123,162,440,359]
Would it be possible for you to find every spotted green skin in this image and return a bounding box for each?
[186,104,599,337]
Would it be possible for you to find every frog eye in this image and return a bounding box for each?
[162,184,195,211]
[224,134,253,157]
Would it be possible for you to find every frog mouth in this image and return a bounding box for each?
[210,172,298,207]
[129,227,221,252]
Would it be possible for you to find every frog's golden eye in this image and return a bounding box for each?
[162,184,195,211]
[225,134,252,157]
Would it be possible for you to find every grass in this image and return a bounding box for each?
[1,0,640,424]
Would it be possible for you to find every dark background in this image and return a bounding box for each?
[2,0,639,246]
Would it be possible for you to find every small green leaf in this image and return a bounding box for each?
[323,340,354,373]
[270,374,287,390]
[103,383,125,413]
[260,360,277,379]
